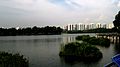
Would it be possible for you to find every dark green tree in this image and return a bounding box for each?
[113,11,120,33]
[0,26,63,36]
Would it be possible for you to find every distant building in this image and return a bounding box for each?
[78,23,85,30]
[90,23,96,29]
[102,24,107,29]
[107,23,114,29]
[96,23,102,28]
[65,23,114,31]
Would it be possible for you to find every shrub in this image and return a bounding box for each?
[0,52,29,67]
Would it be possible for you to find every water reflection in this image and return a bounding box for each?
[60,56,101,65]
[0,34,118,67]
[97,36,120,44]
[62,36,76,44]
[105,36,120,54]
[113,36,120,54]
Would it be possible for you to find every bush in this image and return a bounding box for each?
[0,52,29,67]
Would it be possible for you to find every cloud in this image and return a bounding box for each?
[0,0,119,27]
[117,1,120,7]
[112,0,120,7]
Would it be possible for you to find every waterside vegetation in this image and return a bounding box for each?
[0,51,29,67]
[76,35,110,47]
[59,42,103,61]
[64,28,115,34]
[0,26,63,36]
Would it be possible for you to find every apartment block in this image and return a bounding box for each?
[65,23,114,31]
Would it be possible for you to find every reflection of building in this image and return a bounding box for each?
[62,36,76,44]
[65,23,114,31]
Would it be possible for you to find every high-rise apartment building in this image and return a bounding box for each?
[65,23,114,31]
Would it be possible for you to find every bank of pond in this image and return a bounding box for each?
[0,52,28,67]
[59,35,110,62]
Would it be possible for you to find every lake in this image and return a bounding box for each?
[0,33,119,67]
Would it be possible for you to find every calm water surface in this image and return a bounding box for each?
[0,33,119,67]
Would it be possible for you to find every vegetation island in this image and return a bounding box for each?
[59,35,111,62]
[59,42,103,61]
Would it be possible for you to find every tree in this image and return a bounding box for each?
[113,11,120,33]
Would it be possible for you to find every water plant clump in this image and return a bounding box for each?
[59,42,103,61]
[76,35,110,47]
[0,51,29,67]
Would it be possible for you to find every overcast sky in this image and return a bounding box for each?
[0,0,120,27]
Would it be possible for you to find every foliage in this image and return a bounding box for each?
[0,26,63,36]
[65,28,114,34]
[66,30,83,34]
[59,42,103,61]
[0,52,29,67]
[113,11,120,33]
[83,28,113,33]
[76,35,110,47]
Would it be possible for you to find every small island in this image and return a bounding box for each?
[76,35,110,47]
[0,52,29,67]
[59,42,103,61]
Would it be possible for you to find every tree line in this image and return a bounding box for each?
[64,28,115,34]
[0,26,63,36]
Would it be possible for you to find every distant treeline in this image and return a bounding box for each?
[64,28,115,34]
[0,26,63,36]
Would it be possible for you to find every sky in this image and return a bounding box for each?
[0,0,120,27]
